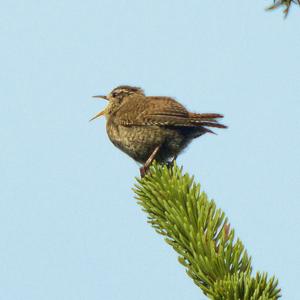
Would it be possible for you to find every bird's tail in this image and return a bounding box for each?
[188,113,227,133]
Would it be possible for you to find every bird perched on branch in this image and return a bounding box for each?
[90,85,227,177]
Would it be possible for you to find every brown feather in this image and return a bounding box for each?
[115,94,227,129]
[97,85,227,165]
[189,112,224,119]
[195,121,227,129]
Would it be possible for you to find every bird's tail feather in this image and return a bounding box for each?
[189,112,224,120]
[188,113,227,130]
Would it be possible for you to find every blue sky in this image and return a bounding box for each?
[1,1,299,299]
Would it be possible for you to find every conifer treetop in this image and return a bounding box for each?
[134,163,281,299]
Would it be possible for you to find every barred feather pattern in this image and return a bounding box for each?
[115,95,227,131]
[103,89,227,164]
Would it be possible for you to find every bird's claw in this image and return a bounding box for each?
[140,165,148,178]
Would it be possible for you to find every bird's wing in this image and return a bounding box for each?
[116,96,226,129]
[139,96,190,125]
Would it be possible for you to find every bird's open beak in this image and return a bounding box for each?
[92,95,108,100]
[90,95,108,121]
[89,110,105,122]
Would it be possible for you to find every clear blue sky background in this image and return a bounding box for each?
[1,1,299,299]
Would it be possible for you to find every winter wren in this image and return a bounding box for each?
[90,85,227,176]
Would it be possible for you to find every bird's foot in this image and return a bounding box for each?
[140,145,161,178]
[140,165,148,178]
[166,156,177,169]
[165,161,173,169]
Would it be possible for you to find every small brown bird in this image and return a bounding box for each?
[90,85,227,176]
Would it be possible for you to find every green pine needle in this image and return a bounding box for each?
[133,162,281,299]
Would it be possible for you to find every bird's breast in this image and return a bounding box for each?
[105,121,170,163]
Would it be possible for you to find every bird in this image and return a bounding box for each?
[90,85,227,177]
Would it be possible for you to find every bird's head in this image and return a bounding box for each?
[90,85,144,121]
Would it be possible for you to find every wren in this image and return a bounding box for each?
[90,85,227,176]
